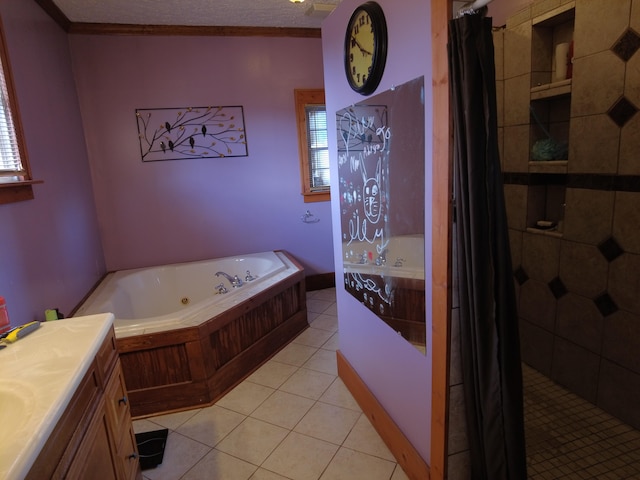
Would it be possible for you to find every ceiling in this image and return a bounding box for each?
[47,0,470,29]
[50,0,342,29]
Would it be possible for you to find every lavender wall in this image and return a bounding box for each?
[68,34,333,275]
[322,0,433,463]
[0,0,105,327]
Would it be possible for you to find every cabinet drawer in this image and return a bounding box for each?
[115,423,141,480]
[105,360,140,479]
[105,360,131,430]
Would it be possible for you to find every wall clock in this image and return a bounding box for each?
[344,1,388,95]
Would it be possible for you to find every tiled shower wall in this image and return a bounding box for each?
[497,0,640,430]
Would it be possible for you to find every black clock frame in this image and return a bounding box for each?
[344,1,388,96]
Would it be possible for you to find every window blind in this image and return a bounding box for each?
[0,52,22,174]
[305,106,329,191]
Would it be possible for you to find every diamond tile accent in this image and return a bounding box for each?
[608,96,639,127]
[548,277,568,299]
[611,28,640,62]
[514,266,529,285]
[594,293,618,317]
[598,236,624,262]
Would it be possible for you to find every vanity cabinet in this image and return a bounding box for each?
[25,327,141,480]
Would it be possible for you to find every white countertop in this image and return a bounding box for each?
[0,313,115,480]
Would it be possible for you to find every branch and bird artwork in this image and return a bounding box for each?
[136,105,248,162]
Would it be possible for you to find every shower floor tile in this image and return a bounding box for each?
[523,363,640,479]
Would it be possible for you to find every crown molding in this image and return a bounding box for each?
[33,0,321,38]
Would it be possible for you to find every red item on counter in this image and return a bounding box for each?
[0,296,10,334]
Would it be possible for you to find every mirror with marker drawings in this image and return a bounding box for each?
[337,76,426,354]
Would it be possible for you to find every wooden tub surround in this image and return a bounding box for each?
[116,252,307,418]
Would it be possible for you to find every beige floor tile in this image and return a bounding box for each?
[143,431,210,480]
[323,303,338,316]
[293,327,335,348]
[215,381,275,415]
[309,313,338,332]
[294,402,361,445]
[271,342,319,367]
[249,468,291,479]
[143,408,202,431]
[390,464,410,480]
[215,417,289,466]
[279,368,336,400]
[306,310,322,323]
[133,418,164,434]
[302,348,339,375]
[343,414,395,461]
[246,360,299,389]
[319,447,396,480]
[262,431,339,480]
[321,332,339,351]
[319,378,361,412]
[308,288,337,301]
[182,448,257,480]
[250,390,315,429]
[175,404,246,447]
[307,298,334,314]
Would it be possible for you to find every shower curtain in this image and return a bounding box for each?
[448,13,527,480]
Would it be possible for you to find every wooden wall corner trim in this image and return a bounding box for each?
[430,0,453,479]
[336,350,430,480]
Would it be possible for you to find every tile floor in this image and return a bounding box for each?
[523,364,640,480]
[133,287,640,479]
[133,288,410,480]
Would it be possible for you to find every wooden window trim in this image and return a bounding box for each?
[0,14,41,205]
[294,89,330,203]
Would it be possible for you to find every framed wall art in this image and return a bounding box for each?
[136,105,248,162]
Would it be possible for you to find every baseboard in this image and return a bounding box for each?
[337,350,430,480]
[305,272,335,291]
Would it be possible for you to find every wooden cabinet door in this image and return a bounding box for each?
[65,398,118,480]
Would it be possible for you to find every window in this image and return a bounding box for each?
[294,89,330,203]
[0,15,37,204]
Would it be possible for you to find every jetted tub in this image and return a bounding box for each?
[74,250,308,417]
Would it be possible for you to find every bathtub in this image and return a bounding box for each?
[76,251,294,338]
[74,250,307,417]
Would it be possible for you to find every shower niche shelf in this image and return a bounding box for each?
[529,1,574,165]
[529,94,571,163]
[526,175,566,237]
[531,3,575,88]
[528,160,568,173]
[530,79,571,100]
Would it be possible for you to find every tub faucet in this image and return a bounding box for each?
[375,249,388,266]
[215,271,244,288]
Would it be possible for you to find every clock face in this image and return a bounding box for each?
[344,2,387,95]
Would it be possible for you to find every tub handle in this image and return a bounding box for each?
[215,283,228,294]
